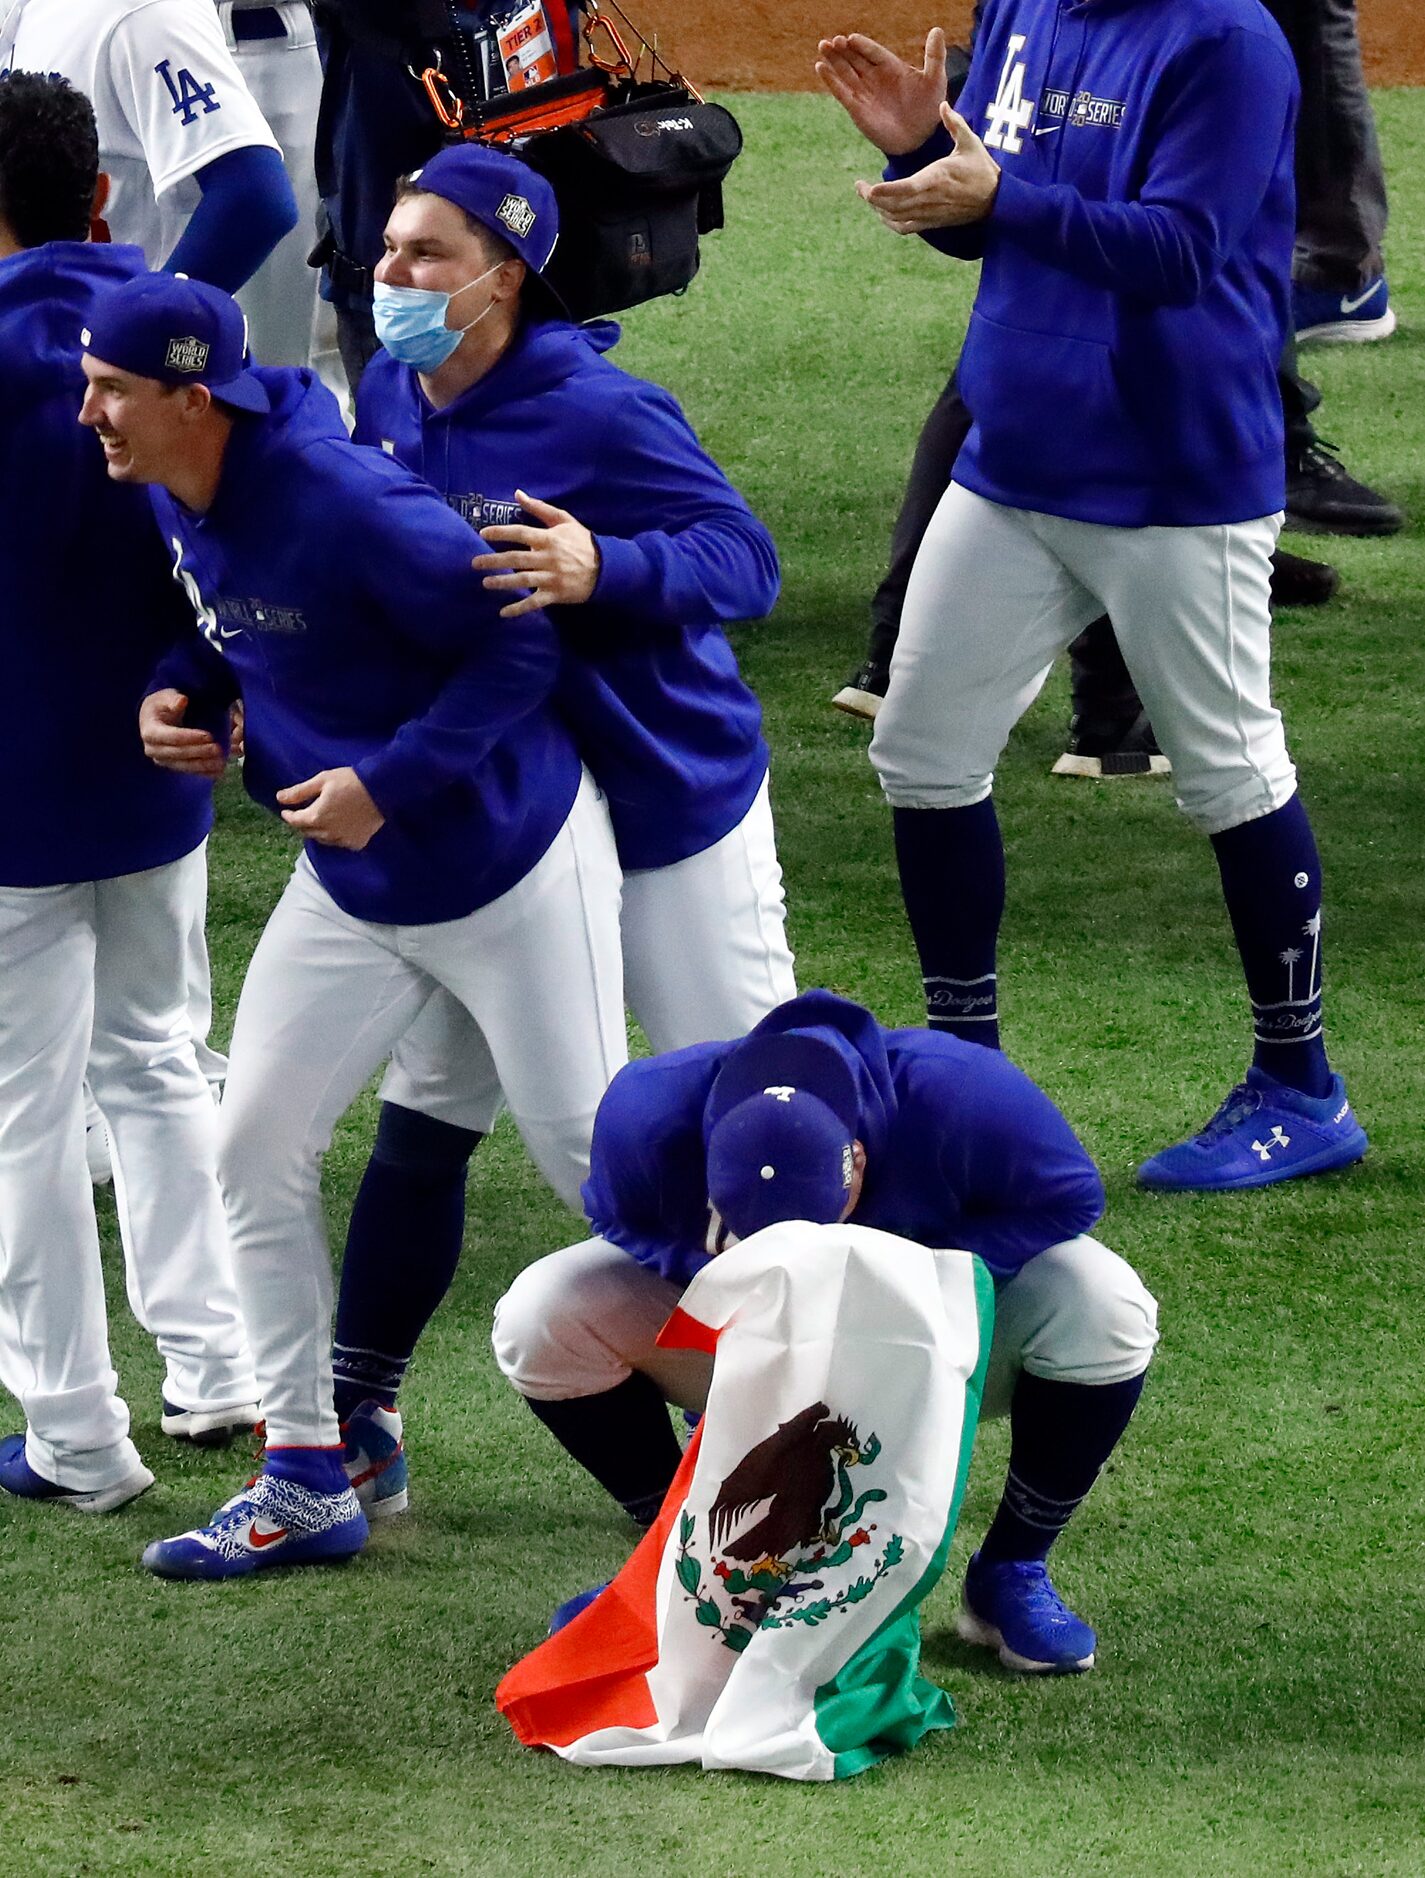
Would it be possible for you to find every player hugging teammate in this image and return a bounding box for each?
[0,0,1369,1706]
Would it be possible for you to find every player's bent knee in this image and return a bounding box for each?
[492,1240,666,1401]
[1008,1235,1160,1387]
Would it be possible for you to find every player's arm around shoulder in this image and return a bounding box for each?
[330,449,566,819]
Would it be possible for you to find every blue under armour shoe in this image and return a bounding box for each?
[1137,1067,1368,1193]
[957,1552,1096,1673]
[341,1400,408,1519]
[0,1433,154,1514]
[549,1581,610,1635]
[1294,275,1396,344]
[142,1467,368,1580]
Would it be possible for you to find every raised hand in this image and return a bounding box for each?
[856,101,1001,232]
[815,27,949,156]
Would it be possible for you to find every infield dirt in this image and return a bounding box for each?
[630,0,1421,92]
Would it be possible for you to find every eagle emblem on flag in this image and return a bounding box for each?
[674,1402,904,1654]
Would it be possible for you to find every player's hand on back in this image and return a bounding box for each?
[472,489,602,616]
[277,767,386,850]
[857,103,1001,231]
[815,27,949,157]
[139,688,228,779]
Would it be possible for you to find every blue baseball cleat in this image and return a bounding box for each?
[142,1468,368,1580]
[341,1400,408,1519]
[549,1581,610,1635]
[1137,1067,1368,1193]
[1294,275,1396,344]
[0,1433,154,1514]
[957,1552,1096,1673]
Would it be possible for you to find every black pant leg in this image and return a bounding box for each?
[1279,332,1321,459]
[1259,0,1388,289]
[865,366,973,667]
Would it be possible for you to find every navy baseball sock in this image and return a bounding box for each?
[525,1373,685,1529]
[891,800,1004,1048]
[332,1103,483,1425]
[979,1371,1146,1565]
[1211,795,1332,1098]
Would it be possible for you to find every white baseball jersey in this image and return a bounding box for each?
[0,0,279,264]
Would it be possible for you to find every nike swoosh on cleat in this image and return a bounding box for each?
[1340,282,1384,313]
[248,1521,289,1549]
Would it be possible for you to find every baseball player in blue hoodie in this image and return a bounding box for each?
[0,73,258,1515]
[77,268,626,1577]
[496,990,1159,1672]
[322,145,793,1506]
[819,5,1367,1191]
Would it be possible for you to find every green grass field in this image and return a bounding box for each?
[4,91,1424,1877]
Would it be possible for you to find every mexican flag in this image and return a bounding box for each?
[497,1220,994,1781]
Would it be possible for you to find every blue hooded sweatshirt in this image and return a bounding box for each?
[355,319,780,871]
[0,240,211,887]
[581,989,1105,1286]
[889,0,1297,527]
[151,368,580,924]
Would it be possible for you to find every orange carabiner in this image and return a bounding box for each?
[583,6,634,77]
[413,59,466,133]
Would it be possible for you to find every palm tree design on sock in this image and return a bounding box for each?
[1303,911,1323,1000]
[1279,944,1304,1003]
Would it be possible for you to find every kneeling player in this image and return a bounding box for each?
[494,991,1158,1672]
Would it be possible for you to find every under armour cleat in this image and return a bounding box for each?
[549,1581,610,1635]
[160,1398,261,1448]
[1137,1067,1368,1193]
[958,1552,1096,1673]
[142,1467,368,1580]
[341,1400,408,1519]
[1294,275,1396,345]
[0,1433,154,1514]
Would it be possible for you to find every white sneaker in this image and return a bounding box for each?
[160,1399,261,1447]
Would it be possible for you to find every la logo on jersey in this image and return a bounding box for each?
[156,58,221,126]
[983,35,1035,153]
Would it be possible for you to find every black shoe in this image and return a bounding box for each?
[1269,547,1339,608]
[831,657,890,721]
[1052,707,1171,779]
[1285,441,1404,537]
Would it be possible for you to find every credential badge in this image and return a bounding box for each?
[495,192,536,239]
[165,335,210,374]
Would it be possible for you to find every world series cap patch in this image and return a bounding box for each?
[165,336,211,373]
[495,192,536,239]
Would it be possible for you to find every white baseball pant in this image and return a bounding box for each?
[221,1,323,368]
[217,773,626,1447]
[379,775,798,1135]
[492,1233,1159,1416]
[0,847,257,1493]
[871,483,1298,837]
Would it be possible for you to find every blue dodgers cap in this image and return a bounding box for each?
[412,143,560,271]
[407,144,570,318]
[704,1030,862,1139]
[81,273,269,414]
[706,1089,857,1244]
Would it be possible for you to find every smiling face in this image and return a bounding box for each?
[78,354,198,484]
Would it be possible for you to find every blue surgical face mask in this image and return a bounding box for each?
[372,262,502,371]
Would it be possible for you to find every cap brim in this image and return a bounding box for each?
[704,1033,863,1139]
[208,370,270,415]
